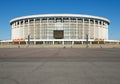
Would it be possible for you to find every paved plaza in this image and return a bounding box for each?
[0,48,120,84]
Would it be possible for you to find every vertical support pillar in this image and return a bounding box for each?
[40,18,42,39]
[72,41,74,45]
[19,21,21,40]
[82,41,83,45]
[94,20,95,40]
[106,23,109,40]
[88,19,90,39]
[101,21,104,40]
[82,18,84,39]
[53,41,54,45]
[23,20,25,40]
[14,22,16,39]
[47,18,49,39]
[44,18,46,39]
[16,22,18,39]
[62,41,64,45]
[34,19,36,44]
[34,41,36,45]
[105,22,108,40]
[26,41,27,45]
[43,41,45,45]
[28,19,30,36]
[76,18,78,39]
[54,17,56,28]
[28,19,31,45]
[98,20,100,44]
[11,24,13,40]
[104,41,106,44]
[12,23,15,40]
[69,18,71,39]
[19,41,20,45]
[90,41,92,44]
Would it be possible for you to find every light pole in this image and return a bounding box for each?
[28,34,30,45]
[86,34,89,48]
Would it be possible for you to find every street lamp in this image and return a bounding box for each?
[28,34,30,45]
[86,34,89,48]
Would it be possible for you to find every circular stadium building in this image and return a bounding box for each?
[10,14,110,45]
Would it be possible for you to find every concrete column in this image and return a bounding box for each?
[82,41,83,45]
[62,41,64,45]
[82,18,84,39]
[14,22,16,39]
[28,19,30,45]
[34,19,36,43]
[72,41,74,45]
[19,41,20,45]
[53,41,54,45]
[69,18,71,39]
[11,24,14,40]
[94,20,95,40]
[54,17,56,23]
[34,41,36,45]
[16,22,18,26]
[28,19,30,36]
[47,18,49,39]
[101,21,103,40]
[13,22,14,28]
[19,21,21,39]
[43,41,45,45]
[106,23,109,40]
[14,22,16,27]
[88,19,90,39]
[16,22,18,39]
[12,23,15,40]
[23,20,25,39]
[76,18,78,39]
[40,18,42,39]
[98,20,100,39]
[90,41,92,44]
[26,41,27,45]
[98,20,100,44]
[104,22,107,40]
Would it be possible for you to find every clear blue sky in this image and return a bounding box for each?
[0,0,120,40]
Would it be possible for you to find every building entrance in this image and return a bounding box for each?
[53,30,64,39]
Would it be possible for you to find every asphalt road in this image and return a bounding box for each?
[0,48,120,84]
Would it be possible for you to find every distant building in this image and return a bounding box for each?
[10,14,110,44]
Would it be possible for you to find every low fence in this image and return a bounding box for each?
[0,44,120,48]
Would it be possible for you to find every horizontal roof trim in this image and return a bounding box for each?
[10,14,110,24]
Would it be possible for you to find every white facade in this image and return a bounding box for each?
[10,14,110,44]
